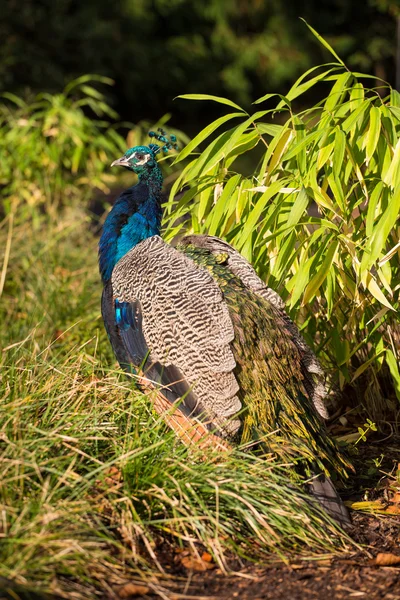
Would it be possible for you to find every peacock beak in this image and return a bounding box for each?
[111,156,131,168]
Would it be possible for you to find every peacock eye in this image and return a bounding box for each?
[136,153,144,160]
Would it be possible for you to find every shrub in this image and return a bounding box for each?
[0,75,127,219]
[165,28,400,419]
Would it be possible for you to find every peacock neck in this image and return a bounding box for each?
[99,166,163,283]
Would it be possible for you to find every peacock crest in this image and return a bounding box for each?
[148,128,179,155]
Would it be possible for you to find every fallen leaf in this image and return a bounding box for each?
[52,329,64,341]
[116,582,150,598]
[105,466,122,485]
[347,500,384,511]
[201,551,213,563]
[181,555,216,571]
[373,553,400,567]
[348,499,400,514]
[385,503,400,515]
[336,432,361,444]
[390,491,400,504]
[96,466,122,489]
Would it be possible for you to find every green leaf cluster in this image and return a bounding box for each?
[0,76,127,219]
[165,58,400,416]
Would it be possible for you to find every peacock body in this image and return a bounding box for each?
[99,135,351,525]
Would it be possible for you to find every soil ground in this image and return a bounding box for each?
[149,512,400,600]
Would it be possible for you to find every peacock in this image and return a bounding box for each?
[99,130,351,526]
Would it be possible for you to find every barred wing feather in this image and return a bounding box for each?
[110,235,241,427]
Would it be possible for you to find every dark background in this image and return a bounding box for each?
[1,0,399,131]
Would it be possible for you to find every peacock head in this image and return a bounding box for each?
[111,129,178,175]
[111,145,158,174]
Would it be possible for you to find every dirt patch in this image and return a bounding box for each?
[141,513,399,600]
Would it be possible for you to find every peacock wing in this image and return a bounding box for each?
[178,234,352,482]
[179,234,329,419]
[109,235,242,436]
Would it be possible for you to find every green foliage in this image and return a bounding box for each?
[0,211,354,597]
[0,76,126,218]
[355,419,378,444]
[165,50,400,417]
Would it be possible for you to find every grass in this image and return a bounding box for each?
[0,207,357,598]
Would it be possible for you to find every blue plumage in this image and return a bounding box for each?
[115,300,134,330]
[99,162,163,282]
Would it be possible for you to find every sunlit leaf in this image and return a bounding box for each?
[386,349,400,401]
[366,106,381,164]
[276,67,340,108]
[282,130,322,162]
[324,72,352,112]
[300,20,346,67]
[383,138,400,189]
[287,187,309,227]
[256,123,284,136]
[176,94,246,112]
[366,274,395,310]
[174,112,245,163]
[237,181,286,248]
[303,239,338,304]
[207,175,241,236]
[333,128,346,180]
[317,131,335,170]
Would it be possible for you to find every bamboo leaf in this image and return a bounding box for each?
[351,349,386,382]
[271,231,297,279]
[289,255,314,308]
[383,138,400,188]
[327,173,345,212]
[264,127,293,177]
[341,99,370,134]
[332,329,350,367]
[174,113,245,163]
[333,128,346,180]
[365,181,384,238]
[287,187,309,227]
[366,106,381,164]
[390,89,400,107]
[176,94,246,112]
[282,130,322,162]
[226,130,259,165]
[324,72,352,112]
[256,123,284,136]
[301,20,346,67]
[253,93,290,106]
[207,175,241,235]
[276,67,339,108]
[237,180,286,248]
[366,274,395,310]
[386,350,400,401]
[366,185,400,270]
[303,239,338,304]
[317,132,335,170]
